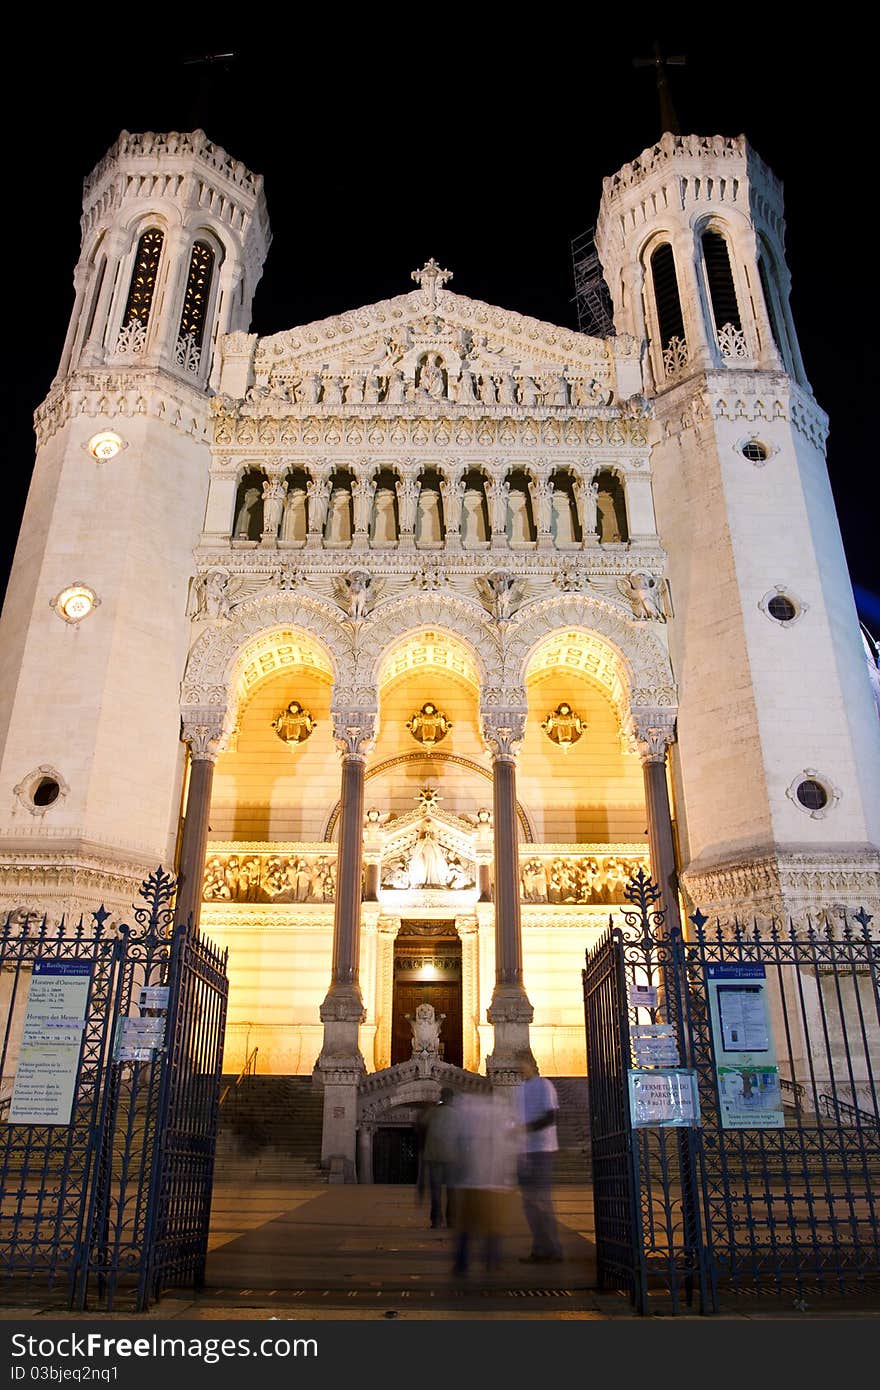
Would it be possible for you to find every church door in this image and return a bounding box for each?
[391,928,463,1068]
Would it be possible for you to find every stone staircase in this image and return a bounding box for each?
[553,1077,592,1183]
[214,1074,325,1183]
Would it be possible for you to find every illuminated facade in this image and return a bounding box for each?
[1,129,878,1172]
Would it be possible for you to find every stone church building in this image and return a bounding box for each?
[1,127,878,1174]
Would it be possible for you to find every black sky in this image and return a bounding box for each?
[2,26,877,627]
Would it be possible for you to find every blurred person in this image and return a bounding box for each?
[515,1057,563,1263]
[418,1086,460,1229]
[451,1090,518,1276]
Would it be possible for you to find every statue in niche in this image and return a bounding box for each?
[347,373,365,404]
[372,487,397,545]
[325,484,352,543]
[496,373,518,406]
[261,478,287,538]
[461,486,488,546]
[281,485,307,543]
[455,364,478,403]
[417,354,446,400]
[618,571,665,620]
[298,372,322,405]
[363,371,382,404]
[478,373,496,405]
[386,369,407,404]
[530,477,553,535]
[407,1002,445,1061]
[578,477,599,537]
[507,488,531,543]
[408,825,451,887]
[551,486,576,547]
[519,375,539,407]
[415,486,443,545]
[352,475,376,535]
[323,376,344,405]
[306,474,332,536]
[396,475,420,535]
[596,488,621,542]
[542,373,570,407]
[234,486,262,539]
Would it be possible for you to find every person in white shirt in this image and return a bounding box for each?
[515,1057,564,1263]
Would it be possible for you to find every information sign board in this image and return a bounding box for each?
[628,1068,700,1127]
[706,963,784,1129]
[7,960,92,1125]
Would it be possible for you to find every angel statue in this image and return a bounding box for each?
[191,568,232,620]
[334,569,380,621]
[475,569,523,622]
[617,571,665,621]
[541,702,585,751]
[271,700,316,746]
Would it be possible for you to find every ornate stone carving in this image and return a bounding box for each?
[406,702,452,748]
[203,849,336,903]
[331,709,378,759]
[617,571,666,620]
[181,708,225,761]
[631,710,677,764]
[481,709,528,760]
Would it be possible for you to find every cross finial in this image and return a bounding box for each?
[411,258,453,308]
[633,39,686,137]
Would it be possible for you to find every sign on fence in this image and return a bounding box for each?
[7,961,92,1125]
[706,963,784,1129]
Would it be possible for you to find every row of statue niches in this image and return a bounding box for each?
[232,470,629,546]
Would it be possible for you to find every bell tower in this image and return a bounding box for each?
[0,131,271,918]
[596,133,880,916]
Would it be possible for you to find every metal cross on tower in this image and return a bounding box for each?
[633,40,687,136]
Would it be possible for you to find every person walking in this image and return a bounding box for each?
[451,1090,517,1276]
[419,1087,460,1229]
[515,1057,564,1264]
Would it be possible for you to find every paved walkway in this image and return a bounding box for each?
[1,1181,878,1321]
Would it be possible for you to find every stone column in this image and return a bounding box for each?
[176,712,224,931]
[439,461,466,548]
[481,706,534,1082]
[394,460,420,546]
[305,461,332,547]
[315,708,377,1176]
[81,230,127,366]
[351,463,377,549]
[633,712,681,934]
[484,469,510,550]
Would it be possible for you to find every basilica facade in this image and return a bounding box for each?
[1,128,878,1172]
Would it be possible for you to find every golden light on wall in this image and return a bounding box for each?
[406,701,452,748]
[541,702,585,751]
[271,700,316,746]
[85,430,126,461]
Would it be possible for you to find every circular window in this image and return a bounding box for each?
[52,583,100,624]
[86,430,125,461]
[741,440,769,463]
[32,777,60,807]
[796,779,828,811]
[767,594,797,623]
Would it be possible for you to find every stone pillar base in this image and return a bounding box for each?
[485,983,534,1086]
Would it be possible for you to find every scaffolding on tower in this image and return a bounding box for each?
[571,226,616,338]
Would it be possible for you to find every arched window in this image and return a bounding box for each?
[649,244,687,378]
[594,470,628,544]
[702,230,745,359]
[120,228,164,342]
[176,240,215,372]
[232,470,264,541]
[758,251,793,373]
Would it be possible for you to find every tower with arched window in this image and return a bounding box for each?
[596,132,880,917]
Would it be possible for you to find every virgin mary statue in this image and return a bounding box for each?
[408,826,450,888]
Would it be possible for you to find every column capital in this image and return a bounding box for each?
[331,707,378,759]
[181,708,226,762]
[480,695,528,760]
[631,709,677,765]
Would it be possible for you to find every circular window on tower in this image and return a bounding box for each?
[759,586,807,627]
[51,583,101,625]
[786,769,839,820]
[736,436,775,466]
[13,765,69,818]
[85,430,126,462]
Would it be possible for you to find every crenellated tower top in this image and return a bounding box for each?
[595,132,808,395]
[55,129,271,392]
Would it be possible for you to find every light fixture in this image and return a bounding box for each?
[51,583,100,624]
[542,702,585,751]
[86,431,125,461]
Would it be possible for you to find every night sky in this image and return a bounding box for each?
[2,26,877,633]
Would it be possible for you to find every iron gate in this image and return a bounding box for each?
[584,870,880,1314]
[0,867,228,1310]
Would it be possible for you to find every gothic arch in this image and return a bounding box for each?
[181,593,358,733]
[504,594,676,730]
[358,592,503,691]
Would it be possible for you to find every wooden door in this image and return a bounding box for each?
[391,980,463,1069]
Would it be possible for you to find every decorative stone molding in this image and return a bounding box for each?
[631,710,677,764]
[180,708,225,761]
[34,371,212,447]
[681,848,880,919]
[331,708,378,759]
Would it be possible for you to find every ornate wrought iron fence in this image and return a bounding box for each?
[0,868,228,1311]
[584,870,880,1313]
